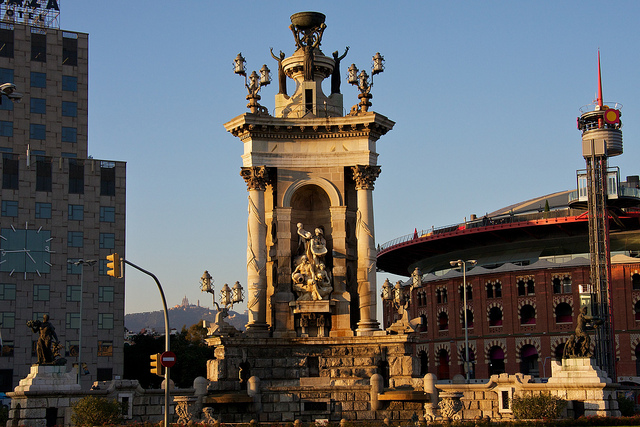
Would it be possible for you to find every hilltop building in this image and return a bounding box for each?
[0,4,125,390]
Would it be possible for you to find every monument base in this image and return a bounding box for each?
[547,358,620,417]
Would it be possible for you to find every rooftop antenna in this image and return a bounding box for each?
[596,50,603,109]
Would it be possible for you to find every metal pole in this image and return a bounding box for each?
[79,264,83,386]
[124,260,170,427]
[463,262,469,383]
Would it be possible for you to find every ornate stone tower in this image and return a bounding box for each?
[224,12,394,338]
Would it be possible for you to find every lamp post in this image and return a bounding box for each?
[347,52,384,113]
[450,259,476,383]
[67,258,96,386]
[200,271,244,334]
[234,53,271,114]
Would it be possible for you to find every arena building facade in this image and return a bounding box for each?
[377,180,640,384]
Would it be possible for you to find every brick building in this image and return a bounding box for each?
[378,187,640,384]
[0,9,125,390]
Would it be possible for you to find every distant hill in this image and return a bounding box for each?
[125,304,248,333]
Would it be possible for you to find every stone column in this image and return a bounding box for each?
[352,165,381,335]
[240,166,269,336]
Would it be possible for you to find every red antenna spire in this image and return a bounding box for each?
[597,50,603,108]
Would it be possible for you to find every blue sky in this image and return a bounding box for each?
[59,1,640,316]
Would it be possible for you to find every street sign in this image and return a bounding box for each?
[160,351,176,368]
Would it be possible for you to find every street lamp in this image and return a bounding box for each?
[347,52,385,114]
[200,271,244,336]
[234,53,271,114]
[67,258,96,386]
[450,259,476,382]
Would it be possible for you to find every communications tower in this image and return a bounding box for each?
[576,52,622,379]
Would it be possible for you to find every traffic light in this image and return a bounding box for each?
[106,253,121,278]
[150,353,164,376]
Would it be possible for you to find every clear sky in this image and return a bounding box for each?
[59,1,640,316]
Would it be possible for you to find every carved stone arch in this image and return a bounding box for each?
[457,341,477,359]
[517,298,536,311]
[437,306,448,316]
[515,337,541,361]
[633,294,640,306]
[459,304,474,316]
[550,336,568,357]
[416,344,429,354]
[282,177,343,208]
[418,308,427,317]
[552,295,574,310]
[631,334,640,361]
[484,339,507,364]
[435,343,451,362]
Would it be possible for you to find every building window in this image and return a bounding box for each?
[62,101,77,117]
[99,233,115,249]
[67,231,83,248]
[461,309,474,329]
[488,306,503,327]
[98,286,114,302]
[632,273,640,290]
[438,312,448,331]
[518,278,535,296]
[634,300,640,321]
[520,304,536,325]
[555,303,572,323]
[1,341,13,357]
[0,68,12,83]
[35,157,52,192]
[32,312,46,322]
[0,28,14,58]
[0,284,16,300]
[100,162,116,196]
[553,276,572,294]
[68,204,83,221]
[63,35,77,66]
[98,341,113,357]
[0,312,15,328]
[30,98,46,114]
[520,345,539,377]
[459,284,472,301]
[30,124,46,140]
[2,153,18,189]
[489,346,505,375]
[35,202,51,219]
[61,127,77,143]
[33,284,50,301]
[0,121,12,136]
[66,260,82,275]
[31,33,46,62]
[1,200,18,217]
[30,72,46,88]
[98,313,114,329]
[68,159,84,194]
[487,281,502,298]
[98,258,107,276]
[65,313,80,329]
[97,368,113,382]
[66,285,81,302]
[436,287,447,304]
[62,75,77,91]
[100,206,115,223]
[437,349,449,380]
[66,340,78,357]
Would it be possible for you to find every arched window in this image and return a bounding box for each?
[459,348,475,379]
[489,346,505,375]
[489,306,503,327]
[419,350,429,376]
[555,302,572,323]
[461,309,474,329]
[438,312,448,331]
[527,279,535,295]
[459,284,472,301]
[517,279,526,296]
[419,314,428,332]
[633,273,640,290]
[635,344,640,376]
[519,278,535,295]
[553,276,571,294]
[554,343,565,361]
[436,289,442,304]
[437,349,450,380]
[520,304,536,325]
[487,281,501,299]
[520,344,539,377]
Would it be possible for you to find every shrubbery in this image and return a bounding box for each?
[71,396,124,426]
[511,392,567,420]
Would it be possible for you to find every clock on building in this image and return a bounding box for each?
[0,225,53,276]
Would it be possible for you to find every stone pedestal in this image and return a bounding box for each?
[7,365,81,427]
[547,358,620,417]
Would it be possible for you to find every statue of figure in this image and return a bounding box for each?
[331,46,349,94]
[292,223,332,301]
[563,306,603,358]
[270,48,287,96]
[27,314,59,364]
[290,22,326,82]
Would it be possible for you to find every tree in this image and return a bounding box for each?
[71,396,123,426]
[123,322,213,389]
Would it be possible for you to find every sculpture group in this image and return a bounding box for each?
[292,223,332,301]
